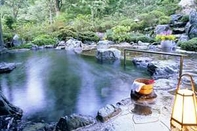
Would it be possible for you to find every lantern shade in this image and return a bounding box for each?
[171,89,197,130]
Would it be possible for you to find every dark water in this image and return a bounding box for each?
[0,49,150,122]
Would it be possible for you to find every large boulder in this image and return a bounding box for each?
[12,34,22,47]
[56,114,95,131]
[96,48,121,61]
[147,60,179,79]
[154,25,170,35]
[178,0,196,15]
[188,24,197,39]
[56,39,83,54]
[0,62,16,73]
[189,10,197,25]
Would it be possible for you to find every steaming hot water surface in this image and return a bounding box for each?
[0,49,150,122]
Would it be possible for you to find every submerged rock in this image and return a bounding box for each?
[132,57,153,68]
[18,121,55,131]
[0,62,16,73]
[0,91,23,118]
[56,114,96,131]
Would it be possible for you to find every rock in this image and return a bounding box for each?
[31,44,39,50]
[65,38,83,51]
[178,0,196,15]
[0,115,19,131]
[97,40,114,50]
[12,34,22,47]
[56,114,95,131]
[170,14,183,24]
[147,60,179,79]
[154,25,170,35]
[19,122,55,131]
[132,57,153,68]
[96,32,105,40]
[44,45,54,48]
[96,48,121,61]
[178,34,189,42]
[188,24,197,39]
[0,47,7,55]
[56,39,83,53]
[0,62,16,73]
[97,104,121,122]
[172,27,185,34]
[0,91,23,118]
[185,22,191,35]
[58,41,66,46]
[189,10,197,25]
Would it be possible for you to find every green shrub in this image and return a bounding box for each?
[156,4,180,15]
[78,31,100,42]
[130,34,154,43]
[150,10,165,18]
[119,19,134,26]
[56,26,77,40]
[178,38,197,51]
[3,32,14,44]
[159,16,170,24]
[94,20,116,32]
[180,15,189,23]
[108,25,131,42]
[32,34,56,46]
[138,13,158,28]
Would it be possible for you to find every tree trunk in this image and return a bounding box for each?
[54,0,62,17]
[0,15,4,49]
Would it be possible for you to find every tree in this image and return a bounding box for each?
[54,0,62,16]
[0,15,4,48]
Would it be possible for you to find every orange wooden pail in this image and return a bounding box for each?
[134,78,154,95]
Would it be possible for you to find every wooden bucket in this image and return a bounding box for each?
[134,78,154,95]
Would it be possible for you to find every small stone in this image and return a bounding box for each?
[96,104,121,122]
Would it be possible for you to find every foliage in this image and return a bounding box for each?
[130,33,154,43]
[0,0,183,45]
[106,25,131,42]
[2,32,14,45]
[180,15,189,23]
[159,16,170,24]
[4,15,16,30]
[155,30,176,41]
[12,43,33,49]
[32,34,56,46]
[78,31,100,42]
[56,26,77,40]
[155,34,176,41]
[178,38,197,51]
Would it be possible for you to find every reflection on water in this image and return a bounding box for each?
[0,49,150,122]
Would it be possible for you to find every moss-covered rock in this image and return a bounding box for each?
[178,38,197,51]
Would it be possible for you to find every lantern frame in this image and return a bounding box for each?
[170,74,197,130]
